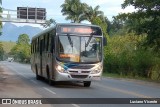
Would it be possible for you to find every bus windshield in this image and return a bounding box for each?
[57,35,102,63]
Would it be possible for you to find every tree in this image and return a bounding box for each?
[61,0,86,23]
[107,16,127,36]
[0,42,4,60]
[11,44,31,62]
[11,34,31,62]
[117,0,160,51]
[82,4,109,38]
[84,5,104,24]
[17,34,30,45]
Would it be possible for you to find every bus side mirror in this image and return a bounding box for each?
[103,37,107,46]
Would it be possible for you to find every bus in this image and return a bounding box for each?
[31,23,107,87]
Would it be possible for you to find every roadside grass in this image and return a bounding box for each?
[102,72,160,83]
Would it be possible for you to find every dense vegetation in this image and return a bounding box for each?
[10,34,31,63]
[0,0,2,36]
[104,0,160,80]
[117,0,160,51]
[104,35,160,80]
[0,42,4,60]
[0,0,159,81]
[1,41,16,53]
[0,41,16,60]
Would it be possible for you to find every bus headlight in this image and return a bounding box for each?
[91,65,102,74]
[56,65,65,73]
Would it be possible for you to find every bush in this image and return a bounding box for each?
[103,35,160,80]
[132,49,154,77]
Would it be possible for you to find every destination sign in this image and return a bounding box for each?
[62,27,92,34]
[58,25,102,35]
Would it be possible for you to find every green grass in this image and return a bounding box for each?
[0,41,16,53]
[102,72,122,78]
[102,72,160,83]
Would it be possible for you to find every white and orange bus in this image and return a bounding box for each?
[31,23,106,87]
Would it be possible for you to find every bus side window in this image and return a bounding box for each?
[33,41,35,53]
[48,35,50,52]
[43,36,45,52]
[31,42,32,54]
[49,34,53,52]
[34,41,37,53]
[37,38,39,52]
[46,33,49,52]
[51,36,54,52]
[36,40,37,52]
[52,30,55,52]
[32,42,34,54]
[32,42,34,53]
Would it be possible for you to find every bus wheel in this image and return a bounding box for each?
[47,69,52,86]
[35,66,40,80]
[48,77,52,86]
[84,81,91,87]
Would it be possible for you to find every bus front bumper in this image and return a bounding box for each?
[54,71,102,82]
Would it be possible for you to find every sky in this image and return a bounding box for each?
[2,0,135,28]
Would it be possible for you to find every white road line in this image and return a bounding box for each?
[30,80,38,84]
[72,104,80,107]
[43,87,56,95]
[7,66,29,79]
[19,73,29,79]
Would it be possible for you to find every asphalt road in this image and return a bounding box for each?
[0,61,160,107]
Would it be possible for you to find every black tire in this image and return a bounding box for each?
[48,77,52,86]
[47,67,52,86]
[35,66,40,80]
[84,81,91,87]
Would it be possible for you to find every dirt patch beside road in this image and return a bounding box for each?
[0,65,10,91]
[0,65,32,98]
[0,64,52,107]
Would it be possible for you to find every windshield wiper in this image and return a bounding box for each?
[85,33,93,47]
[67,34,73,48]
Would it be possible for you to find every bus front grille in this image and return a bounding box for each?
[69,65,94,69]
[81,71,90,73]
[69,71,90,73]
[69,71,78,73]
[71,75,88,79]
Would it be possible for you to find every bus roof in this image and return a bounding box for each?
[57,23,101,27]
[31,23,101,41]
